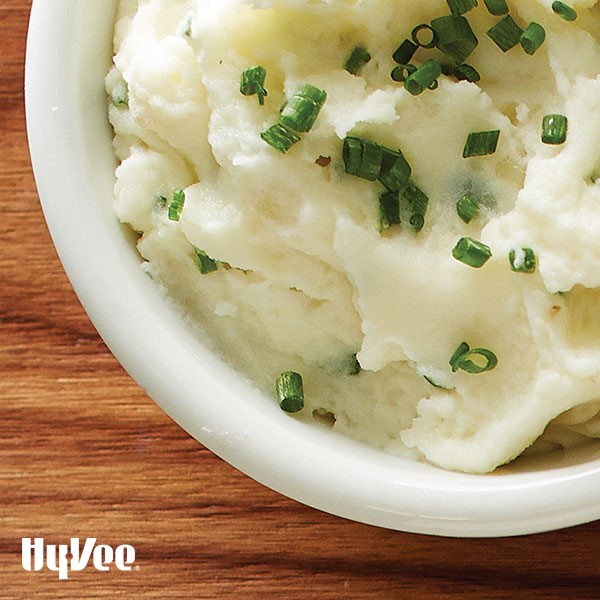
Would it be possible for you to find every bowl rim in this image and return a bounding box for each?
[25,0,600,537]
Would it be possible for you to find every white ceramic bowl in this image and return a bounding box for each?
[25,0,600,537]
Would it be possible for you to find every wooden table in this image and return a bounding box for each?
[2,1,598,597]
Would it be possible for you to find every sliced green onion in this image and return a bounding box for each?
[391,64,417,82]
[487,15,524,52]
[456,193,480,223]
[378,147,412,191]
[411,24,438,49]
[240,66,267,105]
[453,63,481,83]
[447,0,478,15]
[168,188,185,221]
[279,84,327,133]
[431,15,479,64]
[392,39,418,65]
[193,248,218,274]
[520,23,546,55]
[463,130,500,158]
[509,248,537,273]
[552,1,577,21]
[404,59,442,96]
[449,341,471,372]
[379,191,400,231]
[261,123,301,154]
[342,136,384,181]
[483,0,509,15]
[276,371,304,413]
[345,46,371,75]
[542,114,568,145]
[399,182,429,232]
[450,342,498,374]
[452,237,492,267]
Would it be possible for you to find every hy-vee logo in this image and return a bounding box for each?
[22,537,135,579]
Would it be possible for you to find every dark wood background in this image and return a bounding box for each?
[1,1,598,597]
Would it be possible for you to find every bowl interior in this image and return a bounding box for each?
[25,0,600,537]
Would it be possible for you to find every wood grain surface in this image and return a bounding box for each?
[1,1,599,598]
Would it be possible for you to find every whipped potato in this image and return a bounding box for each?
[107,0,600,472]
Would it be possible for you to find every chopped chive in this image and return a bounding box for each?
[456,193,480,223]
[279,84,327,133]
[449,341,471,371]
[509,248,537,273]
[404,59,442,96]
[342,137,384,181]
[378,147,412,191]
[193,248,218,274]
[399,182,429,232]
[542,114,568,145]
[520,23,546,55]
[379,191,401,231]
[110,81,129,107]
[261,123,301,154]
[167,188,185,221]
[487,15,524,52]
[447,0,478,15]
[463,130,500,158]
[482,0,509,15]
[392,39,418,65]
[276,371,304,413]
[391,64,417,82]
[452,237,492,267]
[240,66,268,105]
[431,15,479,64]
[453,63,481,83]
[552,1,577,21]
[450,342,498,374]
[411,24,438,49]
[345,46,371,75]
[424,375,453,390]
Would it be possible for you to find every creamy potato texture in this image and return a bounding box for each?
[107,0,600,473]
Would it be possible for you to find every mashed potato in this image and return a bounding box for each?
[107,0,600,473]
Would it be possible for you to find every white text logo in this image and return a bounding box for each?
[22,537,135,580]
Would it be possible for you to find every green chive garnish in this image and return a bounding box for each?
[240,66,267,105]
[456,193,480,223]
[450,342,498,374]
[168,188,185,221]
[542,114,568,145]
[400,182,429,232]
[452,237,492,267]
[431,15,479,64]
[378,147,412,191]
[404,59,442,96]
[379,191,401,231]
[276,371,304,413]
[193,248,218,274]
[391,64,417,83]
[392,39,418,65]
[411,24,438,49]
[482,0,508,16]
[509,248,537,273]
[279,84,327,133]
[260,123,301,154]
[453,63,481,83]
[342,136,384,181]
[447,0,478,15]
[552,1,577,21]
[110,81,129,108]
[345,46,371,75]
[463,130,500,158]
[487,15,524,52]
[520,23,546,55]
